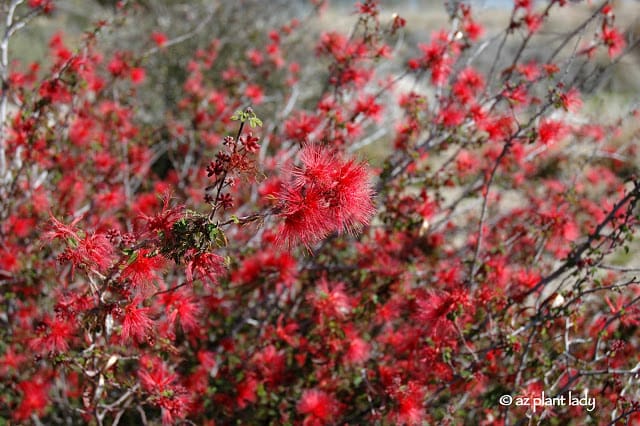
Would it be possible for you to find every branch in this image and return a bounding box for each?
[141,2,220,58]
[0,0,25,181]
[524,180,640,298]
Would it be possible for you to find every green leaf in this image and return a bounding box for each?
[353,374,363,386]
[211,228,228,247]
[248,116,263,128]
[257,383,267,398]
[207,223,219,240]
[126,251,139,266]
[231,110,244,122]
[173,218,188,232]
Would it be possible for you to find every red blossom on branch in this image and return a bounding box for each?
[277,145,375,247]
[298,388,339,425]
[120,249,166,291]
[121,297,154,342]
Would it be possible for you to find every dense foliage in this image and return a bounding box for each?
[1,0,639,424]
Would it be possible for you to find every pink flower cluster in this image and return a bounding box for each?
[277,145,375,248]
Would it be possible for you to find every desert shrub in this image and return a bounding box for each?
[1,0,639,424]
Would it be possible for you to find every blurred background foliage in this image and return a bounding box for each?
[6,0,640,160]
[11,1,640,103]
[10,0,317,119]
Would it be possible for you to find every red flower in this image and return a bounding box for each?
[538,119,569,146]
[184,249,226,285]
[246,48,264,66]
[438,104,465,127]
[139,198,184,238]
[130,67,146,84]
[517,61,539,81]
[236,375,258,408]
[503,84,528,105]
[14,376,51,422]
[163,289,201,333]
[245,84,264,104]
[121,297,154,341]
[310,278,352,321]
[464,19,484,41]
[559,88,582,112]
[138,356,189,426]
[455,149,479,175]
[344,327,371,365]
[139,355,176,392]
[108,55,126,76]
[253,345,286,386]
[0,347,26,376]
[278,184,333,247]
[391,381,425,425]
[239,131,260,153]
[78,232,113,272]
[478,115,514,142]
[602,26,626,58]
[524,13,543,34]
[30,316,76,354]
[151,31,168,47]
[44,213,81,242]
[277,145,375,247]
[121,249,166,290]
[298,388,338,425]
[285,112,321,142]
[69,116,93,147]
[331,158,376,231]
[417,291,455,326]
[355,95,383,121]
[452,67,484,104]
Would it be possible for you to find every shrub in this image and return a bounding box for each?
[1,0,639,424]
